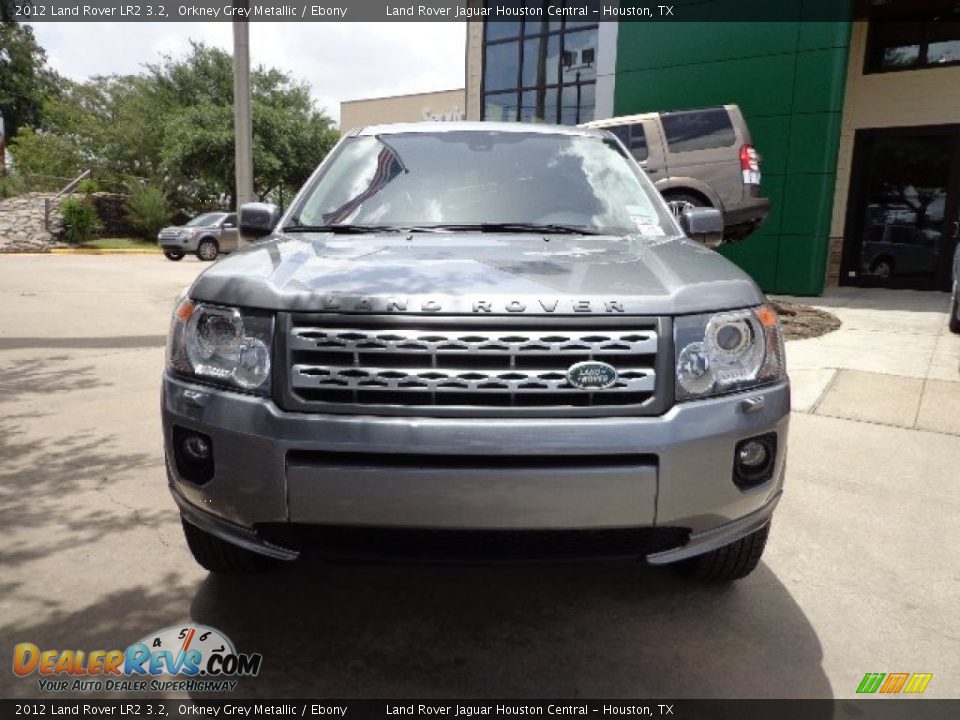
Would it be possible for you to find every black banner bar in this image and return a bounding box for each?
[8,0,861,23]
[1,700,959,720]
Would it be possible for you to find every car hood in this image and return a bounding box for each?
[188,232,766,316]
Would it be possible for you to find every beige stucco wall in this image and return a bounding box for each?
[340,89,466,135]
[465,21,484,120]
[828,21,960,284]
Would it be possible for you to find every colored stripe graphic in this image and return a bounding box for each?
[904,673,934,694]
[857,672,932,694]
[857,673,885,694]
[879,673,909,693]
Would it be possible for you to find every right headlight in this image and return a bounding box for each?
[674,305,785,402]
[166,296,274,395]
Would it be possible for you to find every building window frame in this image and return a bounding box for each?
[864,17,960,74]
[480,15,598,125]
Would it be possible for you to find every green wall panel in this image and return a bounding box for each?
[785,113,843,174]
[718,229,780,290]
[614,9,852,295]
[614,54,798,118]
[616,22,801,73]
[747,115,792,175]
[780,173,836,237]
[793,47,851,112]
[776,234,831,295]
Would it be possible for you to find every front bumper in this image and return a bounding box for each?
[158,235,199,252]
[163,374,789,563]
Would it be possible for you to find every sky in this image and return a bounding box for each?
[28,22,467,124]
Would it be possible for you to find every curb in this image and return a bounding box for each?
[1,248,162,255]
[50,248,162,255]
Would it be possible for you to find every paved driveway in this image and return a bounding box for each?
[0,256,957,699]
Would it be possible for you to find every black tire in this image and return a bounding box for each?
[870,257,894,280]
[663,191,710,220]
[949,285,960,334]
[181,518,278,574]
[196,238,219,262]
[164,251,184,261]
[678,523,770,582]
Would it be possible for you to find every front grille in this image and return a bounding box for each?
[282,315,663,414]
[159,230,181,241]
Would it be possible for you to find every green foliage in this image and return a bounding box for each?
[7,126,85,178]
[0,21,58,141]
[124,183,170,240]
[76,178,100,194]
[0,172,25,198]
[5,38,338,210]
[148,43,339,208]
[59,196,102,244]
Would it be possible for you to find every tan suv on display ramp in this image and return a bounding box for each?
[585,104,770,242]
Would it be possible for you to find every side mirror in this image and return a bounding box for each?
[680,207,724,248]
[239,202,280,240]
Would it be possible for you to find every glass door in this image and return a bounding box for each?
[842,126,960,291]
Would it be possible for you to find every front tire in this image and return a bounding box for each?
[164,251,184,261]
[870,258,894,280]
[678,523,770,582]
[196,238,219,262]
[181,518,278,574]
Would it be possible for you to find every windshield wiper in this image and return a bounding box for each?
[280,222,609,236]
[418,222,606,236]
[281,224,421,234]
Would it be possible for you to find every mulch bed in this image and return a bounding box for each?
[773,302,841,341]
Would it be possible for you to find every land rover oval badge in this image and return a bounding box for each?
[567,361,618,390]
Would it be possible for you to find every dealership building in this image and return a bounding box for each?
[454,0,960,295]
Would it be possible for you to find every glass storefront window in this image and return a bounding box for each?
[484,41,520,92]
[559,82,595,125]
[483,18,597,125]
[484,92,519,122]
[485,21,521,42]
[561,30,598,84]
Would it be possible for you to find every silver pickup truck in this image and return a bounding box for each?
[162,123,789,582]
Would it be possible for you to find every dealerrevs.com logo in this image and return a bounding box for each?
[13,625,262,693]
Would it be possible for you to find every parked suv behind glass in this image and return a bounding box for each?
[584,104,770,242]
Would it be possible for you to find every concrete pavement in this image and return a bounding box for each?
[0,256,957,699]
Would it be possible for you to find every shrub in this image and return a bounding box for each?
[59,196,102,244]
[125,184,170,240]
[0,173,25,199]
[76,178,100,194]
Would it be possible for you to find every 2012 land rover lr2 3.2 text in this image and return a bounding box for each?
[163,123,790,582]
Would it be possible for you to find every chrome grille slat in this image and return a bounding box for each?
[292,365,656,394]
[286,322,659,409]
[289,328,658,356]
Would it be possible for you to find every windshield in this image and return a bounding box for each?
[186,213,225,227]
[289,131,676,236]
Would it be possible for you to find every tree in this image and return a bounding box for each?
[0,13,57,141]
[148,43,339,208]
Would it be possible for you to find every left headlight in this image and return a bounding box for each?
[674,304,785,402]
[166,297,274,395]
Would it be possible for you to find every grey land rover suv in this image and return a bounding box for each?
[163,123,789,582]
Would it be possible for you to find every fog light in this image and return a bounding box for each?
[738,440,768,468]
[172,426,214,485]
[733,433,777,487]
[182,435,211,461]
